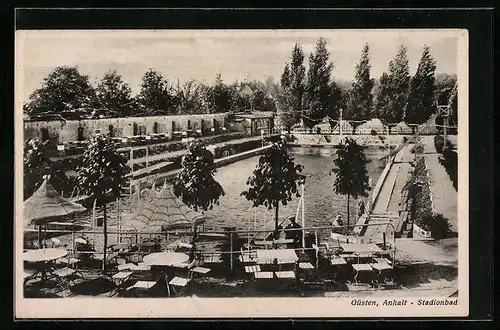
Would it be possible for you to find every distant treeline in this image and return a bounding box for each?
[23,38,457,129]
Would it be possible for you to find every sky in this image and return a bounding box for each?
[16,29,461,101]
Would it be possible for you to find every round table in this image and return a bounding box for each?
[23,248,68,262]
[23,248,69,285]
[143,252,189,266]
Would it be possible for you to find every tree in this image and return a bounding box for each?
[278,63,297,131]
[95,70,135,117]
[406,46,437,127]
[136,69,176,115]
[332,137,371,232]
[375,72,394,122]
[77,135,130,270]
[434,73,458,125]
[242,138,305,232]
[205,74,232,113]
[23,139,73,200]
[305,38,333,128]
[289,43,307,118]
[280,63,291,90]
[173,142,225,212]
[24,66,97,117]
[346,44,375,127]
[328,80,349,124]
[175,80,207,114]
[389,45,411,122]
[376,45,411,124]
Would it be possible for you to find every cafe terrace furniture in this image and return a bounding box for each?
[245,265,261,273]
[255,249,298,265]
[23,248,68,284]
[144,252,190,267]
[168,259,197,296]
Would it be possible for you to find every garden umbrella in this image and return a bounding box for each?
[136,182,207,232]
[24,178,87,247]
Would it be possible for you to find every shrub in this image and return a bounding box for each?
[422,213,452,239]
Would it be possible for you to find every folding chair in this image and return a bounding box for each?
[168,259,196,296]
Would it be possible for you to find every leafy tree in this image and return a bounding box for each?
[406,46,437,127]
[175,80,207,114]
[242,138,305,232]
[375,72,394,122]
[328,80,349,124]
[276,88,296,132]
[205,74,232,113]
[77,135,130,270]
[305,38,333,128]
[136,69,176,115]
[289,43,307,117]
[24,66,97,117]
[389,45,411,122]
[95,70,135,117]
[173,142,225,212]
[346,44,375,128]
[280,63,291,90]
[332,137,371,231]
[434,73,458,125]
[376,45,411,125]
[23,139,73,200]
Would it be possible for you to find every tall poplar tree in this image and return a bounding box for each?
[346,43,374,126]
[406,46,437,127]
[389,45,411,122]
[305,37,333,128]
[289,43,306,120]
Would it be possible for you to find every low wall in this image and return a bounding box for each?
[24,113,227,143]
[291,134,406,147]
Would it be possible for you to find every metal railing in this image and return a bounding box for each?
[24,221,396,271]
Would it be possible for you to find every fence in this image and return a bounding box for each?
[24,222,396,271]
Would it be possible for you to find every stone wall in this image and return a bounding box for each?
[23,113,227,143]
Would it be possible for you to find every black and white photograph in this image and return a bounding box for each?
[15,28,468,318]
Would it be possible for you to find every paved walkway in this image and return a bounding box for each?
[422,136,458,232]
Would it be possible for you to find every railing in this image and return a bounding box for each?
[24,222,396,271]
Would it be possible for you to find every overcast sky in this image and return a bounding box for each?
[17,29,460,101]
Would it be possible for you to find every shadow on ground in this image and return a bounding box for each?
[393,263,457,289]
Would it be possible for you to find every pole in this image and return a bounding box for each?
[443,112,448,144]
[72,231,75,253]
[130,149,133,173]
[229,232,234,272]
[301,184,305,249]
[102,203,107,271]
[314,229,319,270]
[146,147,149,168]
[339,108,343,139]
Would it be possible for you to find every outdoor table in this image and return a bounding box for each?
[340,243,382,255]
[352,264,373,272]
[254,271,274,279]
[23,248,68,284]
[275,271,295,279]
[256,249,298,265]
[143,252,190,267]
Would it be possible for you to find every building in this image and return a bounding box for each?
[226,111,275,135]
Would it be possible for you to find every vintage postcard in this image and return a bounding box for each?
[15,29,468,318]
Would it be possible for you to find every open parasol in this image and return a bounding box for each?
[24,178,87,246]
[136,182,207,232]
